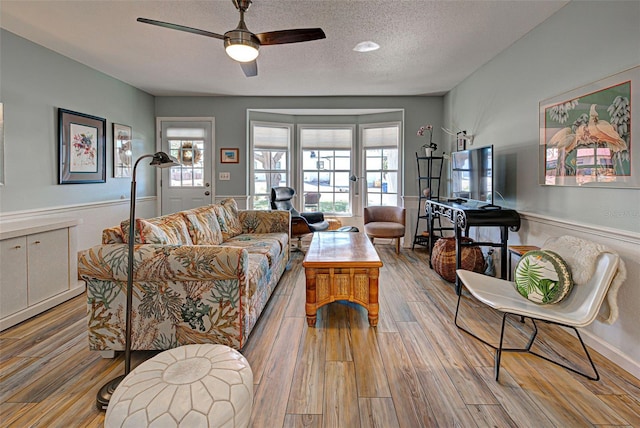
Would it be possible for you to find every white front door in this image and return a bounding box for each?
[159,119,214,215]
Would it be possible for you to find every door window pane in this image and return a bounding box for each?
[303,148,352,215]
[169,139,204,188]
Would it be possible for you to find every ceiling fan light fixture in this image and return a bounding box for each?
[353,41,380,53]
[224,30,260,62]
[225,42,259,62]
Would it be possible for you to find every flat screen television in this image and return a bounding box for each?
[450,145,494,204]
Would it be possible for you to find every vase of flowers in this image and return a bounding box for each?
[417,124,437,157]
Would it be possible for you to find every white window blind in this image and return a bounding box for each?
[301,128,352,149]
[254,125,289,149]
[363,125,399,148]
[166,128,206,138]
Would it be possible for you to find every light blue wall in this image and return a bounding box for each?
[0,30,156,213]
[444,1,640,233]
[155,97,442,198]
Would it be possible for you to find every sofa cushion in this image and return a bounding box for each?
[214,198,243,241]
[182,204,224,245]
[127,219,172,244]
[102,226,124,244]
[221,233,287,268]
[514,250,573,305]
[121,213,193,245]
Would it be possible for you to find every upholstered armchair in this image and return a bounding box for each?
[364,206,406,254]
[270,187,330,249]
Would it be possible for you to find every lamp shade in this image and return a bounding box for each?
[149,152,180,168]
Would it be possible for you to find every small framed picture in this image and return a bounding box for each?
[58,108,106,184]
[220,148,239,163]
[456,131,466,151]
[113,123,132,178]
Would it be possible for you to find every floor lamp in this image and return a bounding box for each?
[97,151,180,410]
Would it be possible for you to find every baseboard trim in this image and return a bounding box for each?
[581,329,640,380]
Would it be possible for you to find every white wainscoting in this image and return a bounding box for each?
[0,197,157,251]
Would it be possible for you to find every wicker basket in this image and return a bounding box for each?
[431,237,486,283]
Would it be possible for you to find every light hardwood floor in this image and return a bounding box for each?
[1,244,639,427]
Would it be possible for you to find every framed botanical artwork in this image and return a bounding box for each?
[220,148,239,163]
[58,108,106,184]
[456,131,466,151]
[539,65,638,188]
[113,123,132,178]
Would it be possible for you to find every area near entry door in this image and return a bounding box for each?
[159,119,214,215]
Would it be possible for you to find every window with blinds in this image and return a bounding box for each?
[251,123,291,209]
[362,123,401,206]
[300,126,354,214]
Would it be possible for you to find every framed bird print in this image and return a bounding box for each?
[539,65,639,188]
[58,108,106,184]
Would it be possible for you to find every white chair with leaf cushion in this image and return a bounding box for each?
[455,247,620,381]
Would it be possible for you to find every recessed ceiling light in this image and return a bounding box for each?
[353,41,380,52]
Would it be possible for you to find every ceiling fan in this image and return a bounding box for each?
[137,0,326,78]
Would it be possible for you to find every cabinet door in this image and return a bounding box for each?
[0,237,28,318]
[27,229,70,305]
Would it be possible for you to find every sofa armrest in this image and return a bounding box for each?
[239,210,291,235]
[78,244,248,282]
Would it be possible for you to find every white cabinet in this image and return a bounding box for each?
[0,237,28,317]
[0,218,84,330]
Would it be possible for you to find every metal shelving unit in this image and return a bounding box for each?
[412,153,445,249]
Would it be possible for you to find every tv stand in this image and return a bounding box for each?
[426,199,520,294]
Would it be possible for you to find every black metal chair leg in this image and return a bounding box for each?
[528,325,600,381]
[495,313,508,380]
[456,293,600,382]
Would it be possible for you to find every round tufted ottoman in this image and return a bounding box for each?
[105,344,253,428]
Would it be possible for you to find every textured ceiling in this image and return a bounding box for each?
[0,0,568,97]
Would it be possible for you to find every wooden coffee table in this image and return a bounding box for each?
[302,232,383,327]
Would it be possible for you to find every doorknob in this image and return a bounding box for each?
[205,191,210,196]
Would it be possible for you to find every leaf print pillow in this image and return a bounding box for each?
[514,250,573,305]
[121,218,170,244]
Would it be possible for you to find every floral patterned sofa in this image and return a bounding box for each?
[78,198,290,354]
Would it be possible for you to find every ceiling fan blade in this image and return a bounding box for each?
[241,61,258,77]
[255,28,325,46]
[137,18,226,41]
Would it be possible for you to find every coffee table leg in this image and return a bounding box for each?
[305,268,318,327]
[368,268,379,326]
